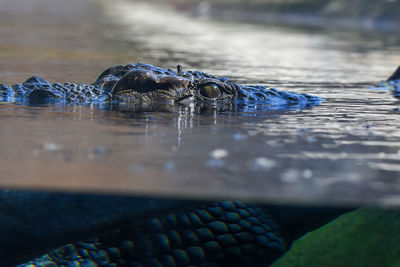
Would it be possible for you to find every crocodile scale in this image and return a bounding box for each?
[19,201,284,267]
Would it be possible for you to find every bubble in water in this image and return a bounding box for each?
[209,149,229,159]
[232,133,247,140]
[281,169,300,183]
[43,142,63,151]
[250,157,276,171]
[302,169,313,179]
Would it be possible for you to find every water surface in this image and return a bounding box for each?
[1,0,400,206]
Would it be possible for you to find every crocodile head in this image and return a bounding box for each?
[1,63,321,107]
[94,63,239,105]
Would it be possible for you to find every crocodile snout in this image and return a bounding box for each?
[111,69,190,96]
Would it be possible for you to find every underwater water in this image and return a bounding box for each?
[1,0,400,266]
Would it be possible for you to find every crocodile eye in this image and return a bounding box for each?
[200,83,222,98]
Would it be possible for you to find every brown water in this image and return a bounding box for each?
[1,0,400,206]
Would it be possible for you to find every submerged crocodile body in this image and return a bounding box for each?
[0,63,321,108]
[6,192,348,267]
[21,200,286,267]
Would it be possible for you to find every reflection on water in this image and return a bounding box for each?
[1,95,400,206]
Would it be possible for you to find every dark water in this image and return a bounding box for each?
[1,0,400,266]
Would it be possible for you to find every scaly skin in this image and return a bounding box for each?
[17,200,350,267]
[19,201,286,267]
[0,190,350,267]
[0,63,321,107]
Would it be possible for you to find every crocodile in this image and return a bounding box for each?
[388,65,400,82]
[371,65,400,97]
[0,64,348,266]
[3,65,400,266]
[387,65,400,98]
[0,63,321,108]
[0,190,349,267]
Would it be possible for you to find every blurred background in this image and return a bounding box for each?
[0,0,399,84]
[156,0,400,30]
